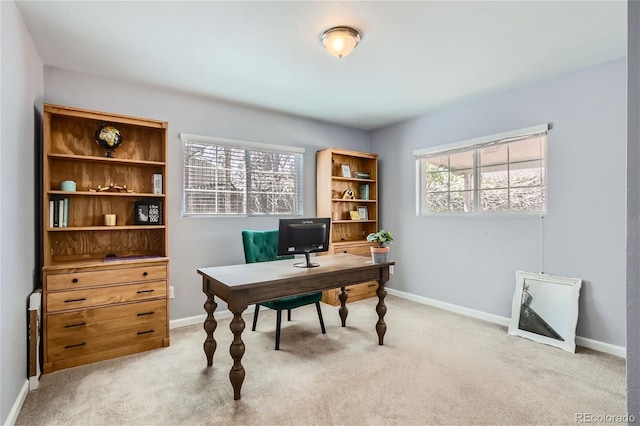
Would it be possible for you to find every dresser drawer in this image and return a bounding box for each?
[47,300,166,361]
[322,281,378,305]
[47,304,166,362]
[47,281,167,312]
[332,244,373,256]
[47,264,167,291]
[47,299,166,338]
[346,281,379,297]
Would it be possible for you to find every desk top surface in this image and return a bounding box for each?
[197,253,394,290]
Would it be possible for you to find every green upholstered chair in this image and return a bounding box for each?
[241,229,326,350]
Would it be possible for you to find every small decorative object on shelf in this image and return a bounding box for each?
[366,229,394,263]
[135,201,162,225]
[355,171,370,179]
[153,173,163,194]
[88,183,134,193]
[341,164,351,178]
[95,124,123,157]
[342,189,355,199]
[349,211,360,220]
[357,206,368,220]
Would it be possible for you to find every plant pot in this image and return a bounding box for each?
[370,246,390,263]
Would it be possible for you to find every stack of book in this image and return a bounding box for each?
[49,198,69,227]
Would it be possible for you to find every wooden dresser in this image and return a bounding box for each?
[42,104,170,372]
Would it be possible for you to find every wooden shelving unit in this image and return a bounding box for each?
[316,148,379,305]
[41,104,170,372]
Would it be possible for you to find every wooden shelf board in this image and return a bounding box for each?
[48,153,165,167]
[47,225,165,232]
[332,220,377,224]
[43,256,169,270]
[331,198,376,203]
[48,190,165,198]
[331,176,376,183]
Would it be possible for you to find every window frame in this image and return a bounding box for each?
[414,124,548,216]
[180,133,305,217]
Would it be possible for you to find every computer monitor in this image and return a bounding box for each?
[277,217,331,268]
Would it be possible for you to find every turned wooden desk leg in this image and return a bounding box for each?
[203,282,218,366]
[338,286,348,327]
[229,307,247,400]
[376,278,388,345]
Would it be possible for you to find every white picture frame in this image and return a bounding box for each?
[508,271,582,353]
[357,206,368,220]
[341,164,351,178]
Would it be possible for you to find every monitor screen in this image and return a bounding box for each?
[277,217,331,268]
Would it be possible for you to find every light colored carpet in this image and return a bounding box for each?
[16,295,626,425]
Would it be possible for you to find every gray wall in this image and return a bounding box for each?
[43,66,370,320]
[627,0,639,418]
[370,58,626,347]
[0,1,43,423]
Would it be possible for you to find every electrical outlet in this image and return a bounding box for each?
[169,286,175,299]
[389,265,394,274]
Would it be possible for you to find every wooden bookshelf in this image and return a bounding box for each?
[41,104,170,372]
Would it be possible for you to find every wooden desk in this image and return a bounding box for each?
[197,253,394,400]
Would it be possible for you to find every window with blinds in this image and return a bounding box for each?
[415,125,547,215]
[181,134,304,216]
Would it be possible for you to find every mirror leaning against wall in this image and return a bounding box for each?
[508,270,582,353]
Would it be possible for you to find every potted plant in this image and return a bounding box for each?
[366,229,394,263]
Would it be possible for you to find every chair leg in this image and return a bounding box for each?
[287,308,291,321]
[316,301,326,334]
[275,309,282,350]
[252,304,260,331]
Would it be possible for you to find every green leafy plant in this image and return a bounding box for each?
[366,229,394,247]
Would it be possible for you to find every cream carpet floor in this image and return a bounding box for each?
[16,296,626,425]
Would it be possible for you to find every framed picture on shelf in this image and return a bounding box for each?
[135,201,162,225]
[357,206,368,220]
[341,164,352,178]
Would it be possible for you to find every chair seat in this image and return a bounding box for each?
[261,292,322,311]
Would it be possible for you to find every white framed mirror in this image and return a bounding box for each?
[508,271,582,352]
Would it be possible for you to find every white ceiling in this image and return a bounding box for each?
[16,1,626,131]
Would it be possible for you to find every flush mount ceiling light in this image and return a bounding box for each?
[320,26,361,59]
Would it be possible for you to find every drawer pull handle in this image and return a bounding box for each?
[136,289,155,294]
[72,278,78,283]
[137,329,155,335]
[64,322,87,328]
[137,311,155,316]
[343,250,347,253]
[64,342,86,349]
[143,272,148,276]
[64,298,87,303]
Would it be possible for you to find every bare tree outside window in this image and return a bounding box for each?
[182,137,303,216]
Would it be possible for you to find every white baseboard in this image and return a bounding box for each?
[170,310,231,329]
[386,288,511,327]
[5,379,29,426]
[386,287,626,358]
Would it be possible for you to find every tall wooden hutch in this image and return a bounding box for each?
[316,148,379,305]
[41,104,170,372]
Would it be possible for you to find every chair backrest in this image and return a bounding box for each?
[241,229,280,264]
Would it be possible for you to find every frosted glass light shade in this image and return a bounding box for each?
[321,26,361,59]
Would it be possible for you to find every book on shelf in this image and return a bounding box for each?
[153,173,162,194]
[49,198,69,228]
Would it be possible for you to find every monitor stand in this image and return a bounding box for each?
[294,251,319,268]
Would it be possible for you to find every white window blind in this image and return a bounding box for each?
[181,133,304,216]
[415,124,548,215]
